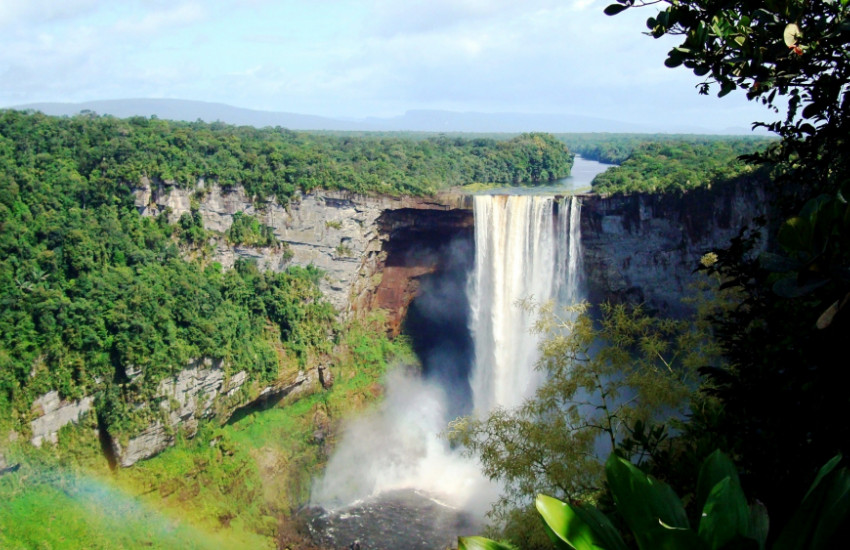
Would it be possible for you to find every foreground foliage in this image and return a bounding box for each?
[537,450,848,550]
[468,449,850,550]
[450,299,723,548]
[602,0,850,537]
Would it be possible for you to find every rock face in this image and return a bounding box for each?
[134,179,470,315]
[580,179,770,316]
[47,181,466,465]
[113,360,317,467]
[30,391,95,447]
[365,207,474,334]
[112,359,240,466]
[32,178,767,467]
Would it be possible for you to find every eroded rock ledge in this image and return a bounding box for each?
[133,179,471,316]
[580,178,771,316]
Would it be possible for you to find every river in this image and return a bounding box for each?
[473,155,612,195]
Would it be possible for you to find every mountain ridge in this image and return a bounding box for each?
[8,98,755,134]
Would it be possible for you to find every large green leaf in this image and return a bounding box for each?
[810,468,850,548]
[775,454,849,550]
[535,494,625,550]
[802,454,842,502]
[748,500,769,550]
[698,477,750,550]
[695,450,741,516]
[571,503,630,550]
[777,216,813,255]
[605,454,692,550]
[458,536,517,550]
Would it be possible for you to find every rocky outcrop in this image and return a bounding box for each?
[29,391,95,447]
[47,181,467,465]
[112,359,317,467]
[134,179,469,315]
[579,179,770,316]
[365,207,474,334]
[76,177,769,468]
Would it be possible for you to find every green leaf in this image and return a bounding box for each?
[803,454,843,504]
[783,23,801,47]
[698,477,751,550]
[665,56,684,68]
[695,450,741,515]
[775,454,849,550]
[535,494,630,550]
[777,217,812,253]
[802,103,821,120]
[811,468,850,548]
[772,275,829,298]
[535,494,604,550]
[458,536,517,550]
[718,82,736,97]
[571,504,630,550]
[604,4,629,16]
[748,501,769,550]
[758,252,802,273]
[605,454,692,549]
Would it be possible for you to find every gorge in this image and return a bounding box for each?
[23,156,768,471]
[308,192,585,549]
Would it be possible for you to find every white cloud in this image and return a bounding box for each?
[112,3,206,36]
[0,0,102,28]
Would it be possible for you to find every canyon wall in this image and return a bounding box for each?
[29,178,767,464]
[580,178,770,316]
[132,178,470,317]
[27,182,472,465]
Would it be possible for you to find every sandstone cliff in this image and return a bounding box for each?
[579,178,770,316]
[28,178,767,465]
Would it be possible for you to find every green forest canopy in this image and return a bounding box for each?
[1,111,574,205]
[0,110,576,437]
[589,138,772,194]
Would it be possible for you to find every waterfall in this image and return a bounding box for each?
[312,193,584,534]
[469,194,582,413]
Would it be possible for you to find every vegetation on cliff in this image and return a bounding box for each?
[588,138,772,194]
[0,121,336,436]
[0,108,571,548]
[0,314,413,549]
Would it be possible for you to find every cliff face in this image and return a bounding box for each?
[579,179,770,316]
[24,181,470,465]
[133,179,470,316]
[28,178,768,465]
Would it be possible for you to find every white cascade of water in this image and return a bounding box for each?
[469,194,582,413]
[313,193,583,514]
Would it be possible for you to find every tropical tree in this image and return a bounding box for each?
[450,300,723,549]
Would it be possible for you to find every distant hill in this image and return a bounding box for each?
[9,98,753,134]
[10,98,368,131]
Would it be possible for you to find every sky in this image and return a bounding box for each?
[0,0,778,132]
